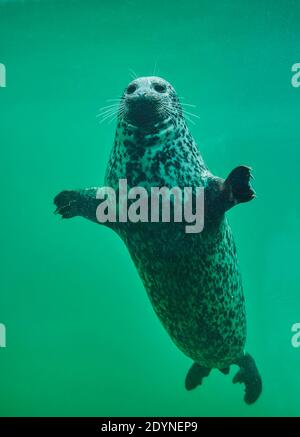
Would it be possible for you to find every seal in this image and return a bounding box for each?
[54,76,262,404]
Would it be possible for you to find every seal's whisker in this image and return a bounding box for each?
[183,110,200,119]
[98,103,120,111]
[106,95,124,101]
[106,98,122,103]
[97,106,122,117]
[175,102,197,111]
[97,110,119,118]
[177,102,200,118]
[157,102,171,119]
[97,111,120,118]
[181,103,197,108]
[97,109,119,119]
[108,113,120,124]
[96,110,117,118]
[153,59,159,76]
[98,116,115,124]
[128,68,138,79]
[101,101,121,106]
[97,107,120,115]
[99,113,118,124]
[184,115,196,125]
[98,104,125,123]
[163,107,176,123]
[98,107,120,119]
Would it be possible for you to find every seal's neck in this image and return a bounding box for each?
[105,116,208,189]
[116,116,179,148]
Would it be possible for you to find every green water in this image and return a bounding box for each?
[1,0,300,417]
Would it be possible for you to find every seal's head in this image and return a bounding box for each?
[120,76,182,130]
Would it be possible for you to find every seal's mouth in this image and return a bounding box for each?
[124,94,164,128]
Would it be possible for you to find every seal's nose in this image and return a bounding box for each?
[137,90,147,98]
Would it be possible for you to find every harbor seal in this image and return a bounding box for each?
[54,76,262,404]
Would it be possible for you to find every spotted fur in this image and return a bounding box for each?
[104,78,246,369]
[54,77,262,403]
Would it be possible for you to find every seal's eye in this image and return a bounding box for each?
[153,83,166,93]
[127,84,137,94]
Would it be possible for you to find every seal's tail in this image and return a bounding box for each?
[185,362,211,391]
[233,352,262,404]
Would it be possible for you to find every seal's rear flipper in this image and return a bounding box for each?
[185,362,211,391]
[219,366,230,375]
[233,353,262,404]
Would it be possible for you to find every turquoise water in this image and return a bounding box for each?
[0,0,300,417]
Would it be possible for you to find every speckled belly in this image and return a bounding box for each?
[121,221,247,369]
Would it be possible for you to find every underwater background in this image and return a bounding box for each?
[0,0,300,417]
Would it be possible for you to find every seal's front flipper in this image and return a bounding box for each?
[233,353,262,404]
[206,165,256,218]
[224,166,255,206]
[54,190,82,219]
[185,362,211,391]
[54,187,113,227]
